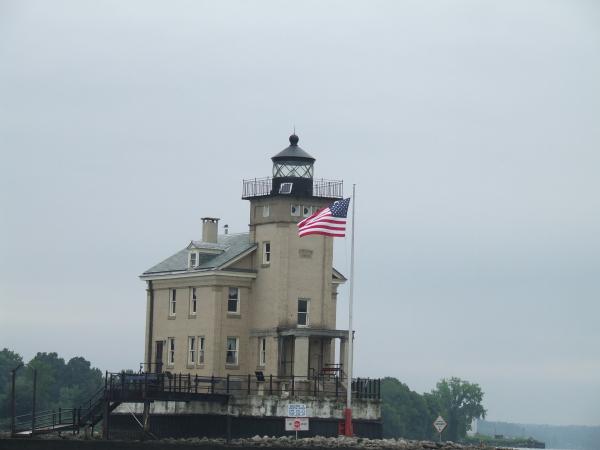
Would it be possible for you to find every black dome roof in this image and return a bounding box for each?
[271,134,315,162]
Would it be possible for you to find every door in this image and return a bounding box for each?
[155,341,164,373]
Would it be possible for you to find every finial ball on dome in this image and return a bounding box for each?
[289,134,299,145]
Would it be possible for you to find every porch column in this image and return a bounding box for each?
[293,336,309,379]
[339,338,347,379]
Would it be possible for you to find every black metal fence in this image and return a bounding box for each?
[14,407,75,434]
[105,371,380,401]
[13,386,105,435]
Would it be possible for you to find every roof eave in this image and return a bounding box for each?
[139,269,257,281]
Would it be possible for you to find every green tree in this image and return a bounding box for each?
[0,349,24,429]
[381,377,437,439]
[0,349,104,426]
[63,357,103,407]
[430,377,486,442]
[0,348,23,389]
[26,352,67,411]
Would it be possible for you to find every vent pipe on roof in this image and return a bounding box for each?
[224,224,229,235]
[201,217,219,243]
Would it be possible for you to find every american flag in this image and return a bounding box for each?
[297,198,351,237]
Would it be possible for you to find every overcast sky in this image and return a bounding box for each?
[1,0,599,427]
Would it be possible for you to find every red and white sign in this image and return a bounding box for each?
[285,417,309,431]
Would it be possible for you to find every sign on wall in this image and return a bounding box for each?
[287,403,307,417]
[285,417,309,431]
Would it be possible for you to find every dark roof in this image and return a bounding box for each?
[271,134,315,162]
[141,233,256,276]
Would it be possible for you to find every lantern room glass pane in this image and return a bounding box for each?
[273,161,313,178]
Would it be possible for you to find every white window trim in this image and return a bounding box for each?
[198,336,205,365]
[190,287,197,315]
[259,337,266,367]
[262,242,271,265]
[298,298,310,327]
[226,337,239,366]
[169,289,176,316]
[227,287,240,315]
[302,205,312,217]
[262,204,270,217]
[189,251,199,268]
[290,204,300,216]
[167,337,175,366]
[188,336,196,365]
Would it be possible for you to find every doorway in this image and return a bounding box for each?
[155,341,164,373]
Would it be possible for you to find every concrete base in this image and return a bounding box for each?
[114,395,380,421]
[110,393,381,440]
[109,413,382,440]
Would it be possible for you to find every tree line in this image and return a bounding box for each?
[0,348,103,429]
[381,376,486,442]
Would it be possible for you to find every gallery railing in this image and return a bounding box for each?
[242,177,344,199]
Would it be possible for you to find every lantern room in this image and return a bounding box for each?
[271,134,315,197]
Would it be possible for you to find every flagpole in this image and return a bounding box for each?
[344,183,356,436]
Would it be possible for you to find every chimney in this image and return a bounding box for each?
[201,217,219,243]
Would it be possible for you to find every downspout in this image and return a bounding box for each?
[146,280,154,371]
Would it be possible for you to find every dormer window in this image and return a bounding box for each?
[189,252,197,268]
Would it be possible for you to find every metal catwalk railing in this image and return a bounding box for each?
[107,371,380,400]
[242,177,344,199]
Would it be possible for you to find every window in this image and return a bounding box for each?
[262,205,270,217]
[188,336,196,364]
[227,287,239,314]
[169,289,176,316]
[226,337,239,365]
[198,337,205,364]
[190,288,197,315]
[291,204,300,216]
[189,252,197,268]
[259,338,266,366]
[302,206,312,217]
[262,242,271,265]
[167,338,175,366]
[298,298,310,326]
[279,182,293,194]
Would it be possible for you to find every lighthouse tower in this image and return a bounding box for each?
[243,134,347,379]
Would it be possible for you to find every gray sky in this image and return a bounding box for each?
[1,0,599,427]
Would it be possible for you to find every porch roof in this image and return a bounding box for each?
[250,328,349,339]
